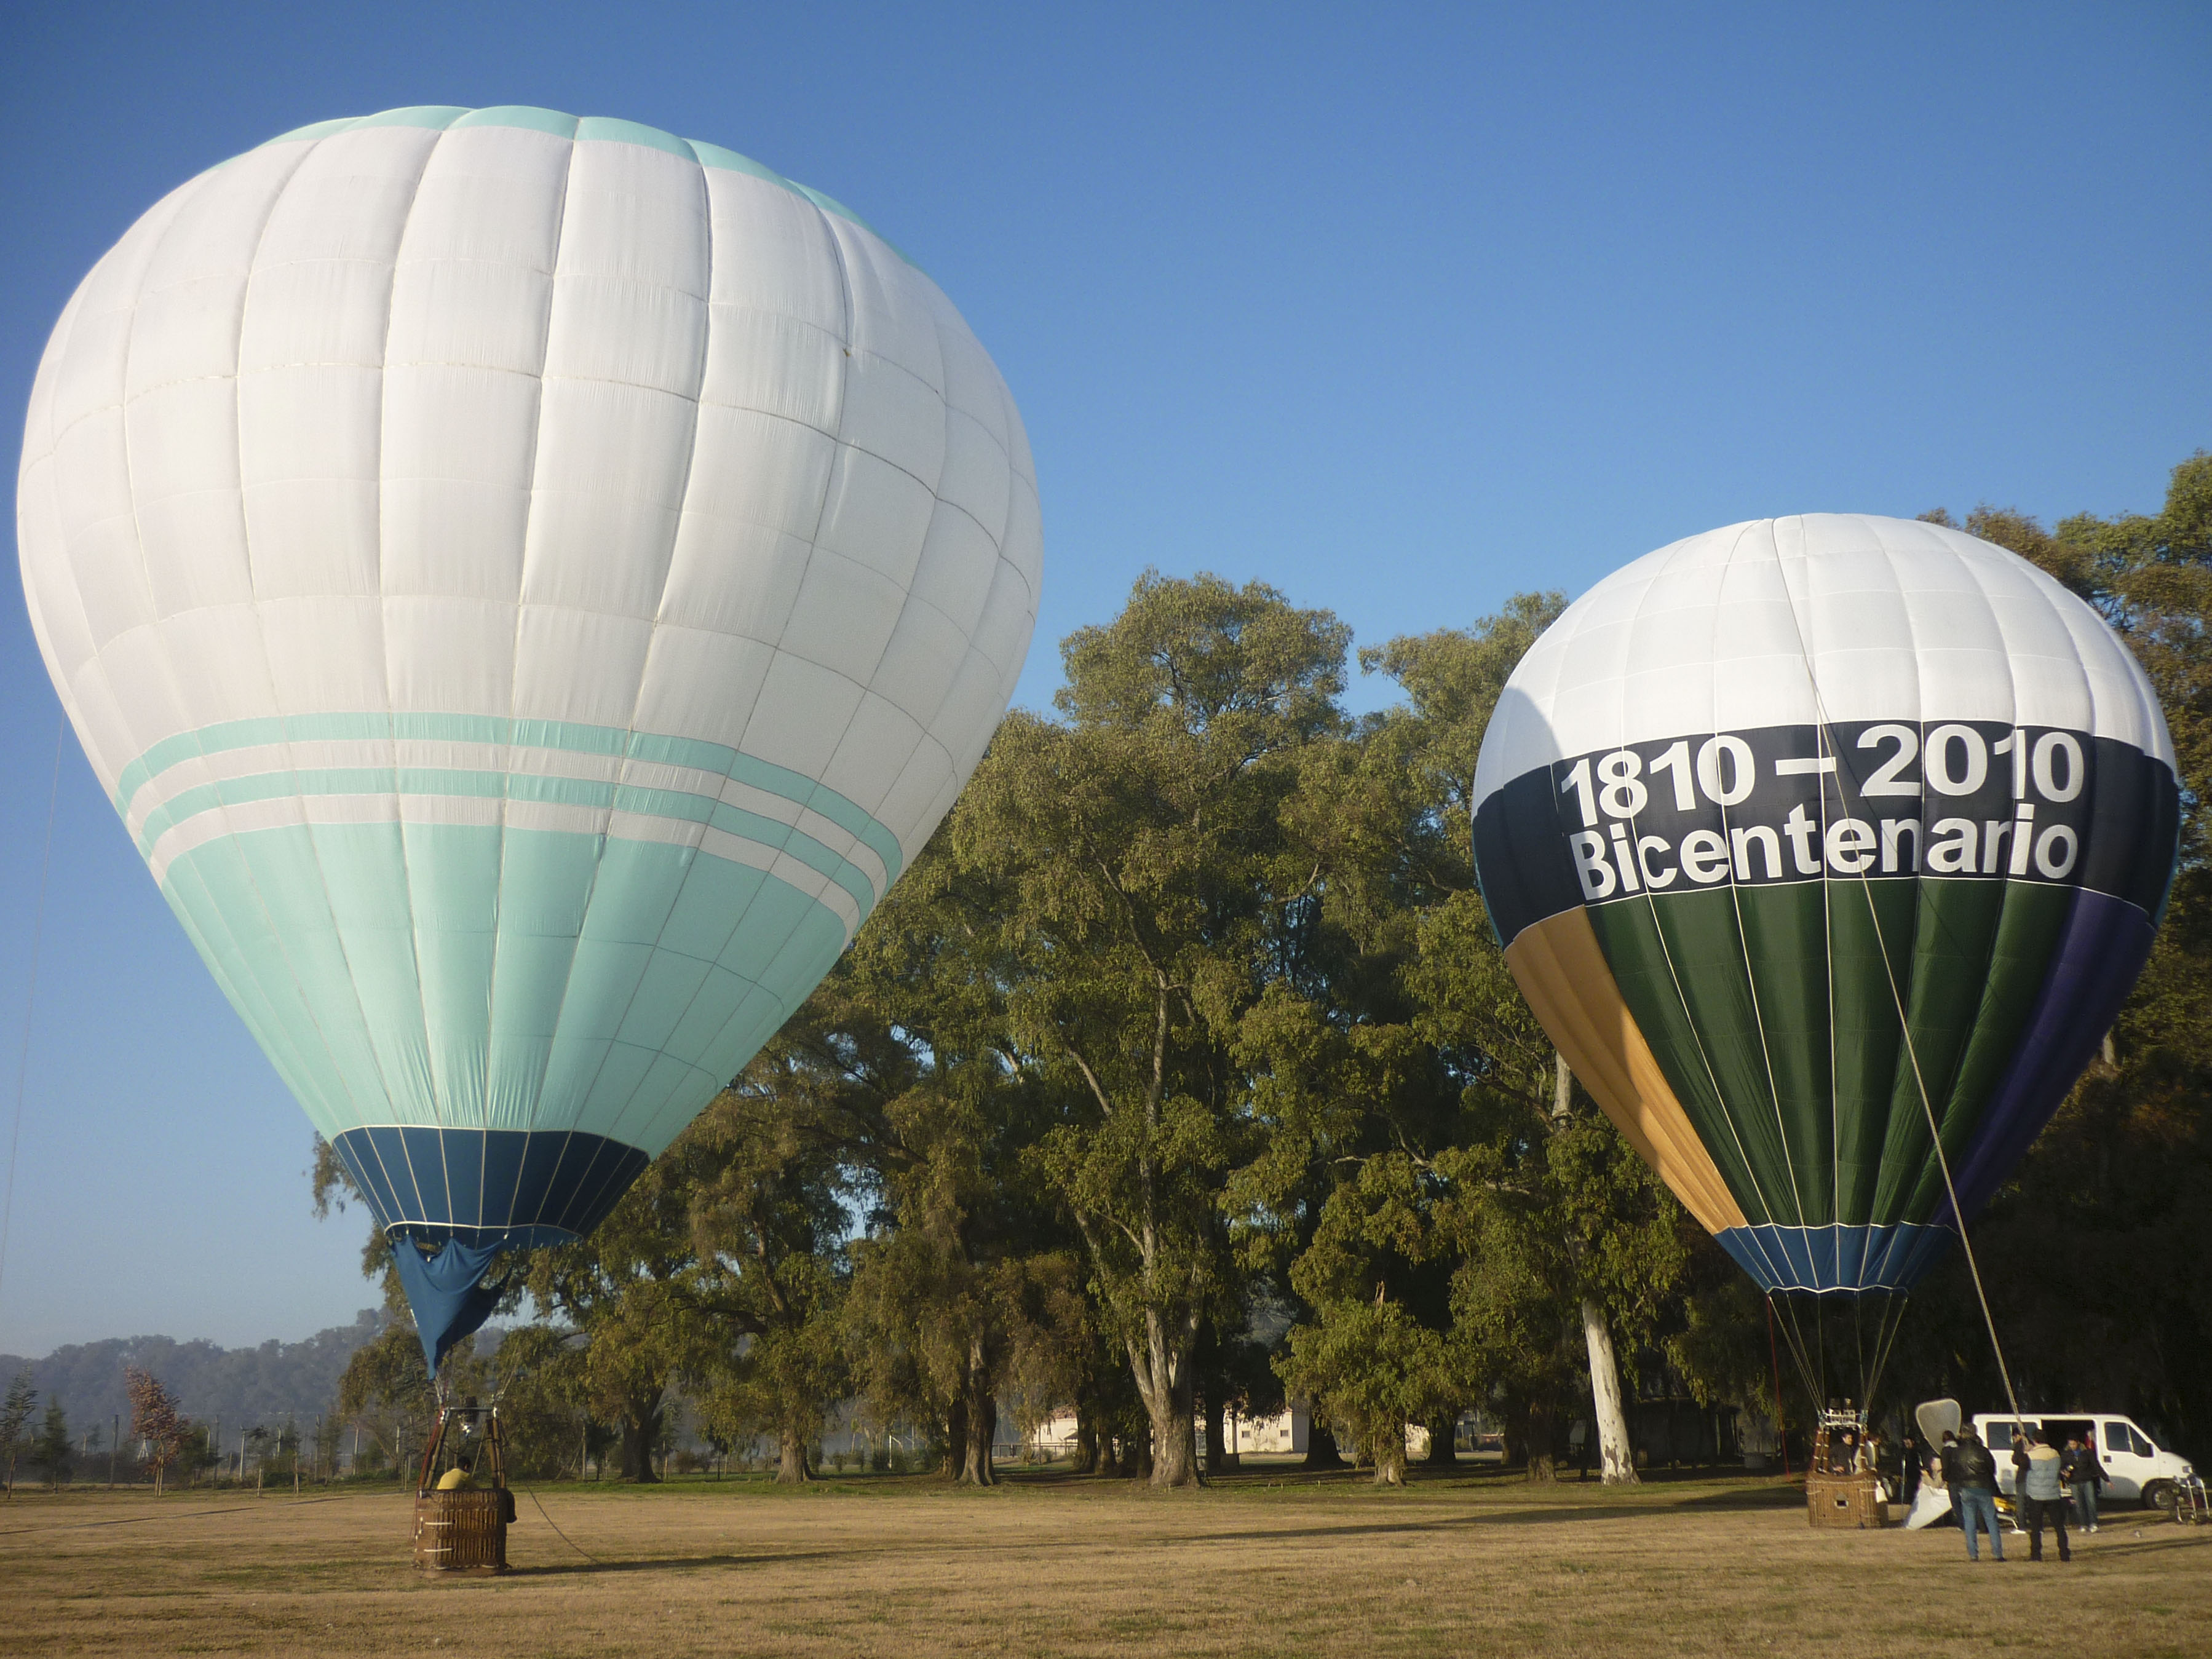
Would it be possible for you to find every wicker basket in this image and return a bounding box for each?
[1806,1470,1886,1529]
[413,1487,509,1572]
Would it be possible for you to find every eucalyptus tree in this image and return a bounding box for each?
[943,572,1352,1485]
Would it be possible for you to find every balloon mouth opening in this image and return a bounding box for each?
[386,1221,581,1253]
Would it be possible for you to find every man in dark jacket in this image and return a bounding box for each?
[1900,1433,1923,1504]
[2064,1434,2105,1534]
[1954,1428,2004,1561]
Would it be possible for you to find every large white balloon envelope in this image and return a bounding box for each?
[16,107,1041,1355]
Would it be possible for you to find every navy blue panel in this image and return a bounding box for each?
[441,1129,486,1230]
[330,1136,395,1233]
[1716,1221,1956,1294]
[363,1126,414,1221]
[513,1131,574,1229]
[550,1136,617,1233]
[400,1127,453,1224]
[479,1130,528,1228]
[1944,886,2157,1227]
[330,1126,649,1250]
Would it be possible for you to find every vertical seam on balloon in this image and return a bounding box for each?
[1716,521,1814,1241]
[565,142,723,1146]
[1935,544,2045,1204]
[114,189,195,727]
[1799,530,1842,1244]
[21,278,98,744]
[493,128,595,1141]
[191,135,373,1134]
[1781,527,2024,1415]
[621,186,866,1139]
[783,215,894,899]
[1615,534,1790,1283]
[1865,533,1930,1224]
[290,122,451,1153]
[371,126,462,1136]
[1909,544,2016,1178]
[1774,521,1842,1240]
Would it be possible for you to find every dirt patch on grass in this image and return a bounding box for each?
[4,1471,2206,1657]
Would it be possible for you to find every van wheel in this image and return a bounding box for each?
[2143,1481,2176,1518]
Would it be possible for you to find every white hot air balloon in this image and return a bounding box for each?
[15,106,1040,1363]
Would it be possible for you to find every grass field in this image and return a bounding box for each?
[4,1467,2207,1658]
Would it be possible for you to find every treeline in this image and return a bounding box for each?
[319,453,2212,1487]
[0,1311,390,1446]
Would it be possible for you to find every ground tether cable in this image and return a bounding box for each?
[1769,544,2024,1429]
[0,713,65,1320]
[521,1485,601,1564]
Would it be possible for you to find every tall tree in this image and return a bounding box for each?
[679,1055,857,1486]
[1906,455,2212,1455]
[947,572,1351,1486]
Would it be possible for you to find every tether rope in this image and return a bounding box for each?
[522,1485,600,1563]
[1768,542,2025,1428]
[0,713,65,1320]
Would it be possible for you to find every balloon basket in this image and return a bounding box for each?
[1806,1413,1887,1530]
[413,1488,510,1573]
[411,1404,515,1575]
[1806,1471,1886,1529]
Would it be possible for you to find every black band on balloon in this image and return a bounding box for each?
[330,1126,649,1250]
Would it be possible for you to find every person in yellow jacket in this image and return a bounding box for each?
[434,1457,477,1492]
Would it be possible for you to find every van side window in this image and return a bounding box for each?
[2107,1422,2147,1456]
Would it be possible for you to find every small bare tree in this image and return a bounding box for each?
[124,1367,188,1495]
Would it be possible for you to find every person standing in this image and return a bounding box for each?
[1900,1432,1922,1504]
[2064,1433,2105,1534]
[2013,1428,2072,1562]
[1938,1431,1964,1531]
[1954,1428,2004,1561]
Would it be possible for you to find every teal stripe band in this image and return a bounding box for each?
[115,713,904,893]
[251,106,909,264]
[135,766,882,920]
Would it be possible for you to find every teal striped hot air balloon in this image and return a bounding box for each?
[17,108,1040,1365]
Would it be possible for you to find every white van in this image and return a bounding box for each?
[1970,1412,2197,1515]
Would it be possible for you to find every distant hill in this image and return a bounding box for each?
[0,1310,395,1435]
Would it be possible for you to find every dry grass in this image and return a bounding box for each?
[3,1467,2207,1658]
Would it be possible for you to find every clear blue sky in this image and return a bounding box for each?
[1,1,2205,1353]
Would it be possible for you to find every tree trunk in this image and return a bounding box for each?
[1421,1412,1459,1467]
[620,1415,661,1483]
[1096,1428,1120,1478]
[1524,1394,1560,1481]
[943,1396,968,1481]
[775,1423,811,1484]
[1073,1407,1100,1475]
[1202,1392,1232,1476]
[1370,1419,1408,1487]
[1141,1377,1193,1487]
[1133,1429,1157,1482]
[1302,1420,1347,1470]
[960,1376,997,1486]
[1582,1297,1638,1484]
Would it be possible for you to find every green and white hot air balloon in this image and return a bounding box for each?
[16,107,1040,1364]
[1471,515,2176,1403]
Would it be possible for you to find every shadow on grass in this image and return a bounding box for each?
[507,1549,846,1577]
